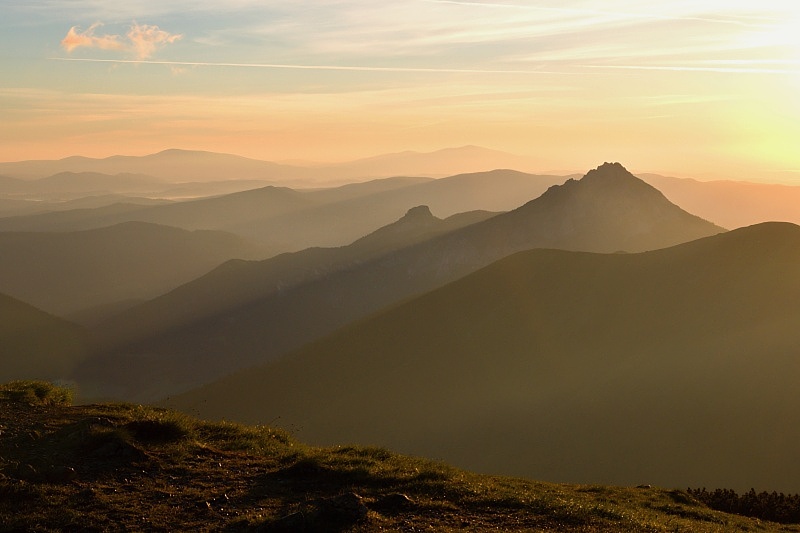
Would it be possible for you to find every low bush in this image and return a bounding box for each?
[688,487,800,524]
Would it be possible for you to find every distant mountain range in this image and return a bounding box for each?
[77,163,723,401]
[3,148,800,230]
[639,173,800,228]
[0,171,568,254]
[0,171,278,204]
[0,146,537,185]
[168,221,800,493]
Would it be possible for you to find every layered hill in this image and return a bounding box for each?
[77,207,497,400]
[0,222,262,317]
[0,146,537,184]
[0,195,170,218]
[0,170,565,253]
[169,222,800,493]
[93,206,497,349]
[227,169,570,250]
[0,170,275,203]
[78,163,723,401]
[0,295,87,382]
[640,173,800,228]
[0,185,314,236]
[2,172,166,199]
[0,149,310,183]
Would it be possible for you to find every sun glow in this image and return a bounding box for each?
[1,1,800,181]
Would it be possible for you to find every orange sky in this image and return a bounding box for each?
[2,1,799,182]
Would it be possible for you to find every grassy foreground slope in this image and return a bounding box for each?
[0,382,792,532]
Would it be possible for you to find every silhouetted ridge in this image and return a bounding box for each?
[83,163,723,402]
[401,205,435,220]
[520,163,653,210]
[167,222,800,492]
[580,162,662,191]
[584,162,634,181]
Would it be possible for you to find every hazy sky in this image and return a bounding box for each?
[2,1,799,181]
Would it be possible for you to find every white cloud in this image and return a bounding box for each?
[61,21,182,59]
[127,23,183,59]
[61,23,125,53]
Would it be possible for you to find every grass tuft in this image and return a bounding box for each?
[0,380,73,406]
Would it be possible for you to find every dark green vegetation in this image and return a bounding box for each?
[169,222,800,493]
[688,488,800,525]
[0,294,87,383]
[1,382,794,532]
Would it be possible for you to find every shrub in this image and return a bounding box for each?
[688,487,800,524]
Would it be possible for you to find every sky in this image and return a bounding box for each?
[1,0,799,181]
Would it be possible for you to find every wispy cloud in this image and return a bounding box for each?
[61,21,182,59]
[583,64,800,75]
[60,23,125,53]
[126,23,183,59]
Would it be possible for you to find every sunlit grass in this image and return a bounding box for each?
[2,381,798,531]
[0,380,73,406]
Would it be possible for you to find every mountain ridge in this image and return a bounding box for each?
[0,294,87,382]
[78,163,723,401]
[0,146,537,184]
[0,221,263,316]
[167,222,800,492]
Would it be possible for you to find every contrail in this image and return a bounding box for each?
[582,64,799,75]
[49,56,564,75]
[422,0,768,28]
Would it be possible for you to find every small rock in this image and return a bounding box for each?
[265,492,368,532]
[46,465,77,483]
[317,492,369,523]
[77,487,97,501]
[16,463,39,482]
[91,438,146,461]
[372,493,415,513]
[266,510,310,531]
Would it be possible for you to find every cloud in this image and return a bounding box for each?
[61,23,125,53]
[127,23,183,59]
[61,21,182,59]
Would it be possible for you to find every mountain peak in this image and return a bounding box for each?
[570,161,664,198]
[402,205,435,220]
[582,162,635,181]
